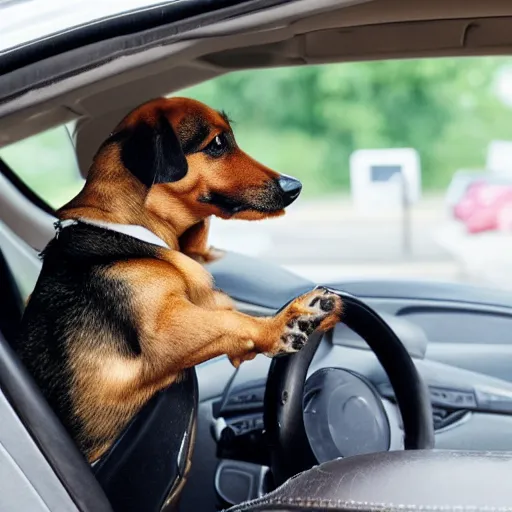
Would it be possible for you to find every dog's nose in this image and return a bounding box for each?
[277,175,302,206]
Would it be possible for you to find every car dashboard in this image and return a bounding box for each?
[179,251,512,511]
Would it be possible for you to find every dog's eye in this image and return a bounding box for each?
[204,133,228,158]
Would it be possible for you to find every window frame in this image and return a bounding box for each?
[0,157,56,216]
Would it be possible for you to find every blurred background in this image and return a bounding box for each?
[4,56,512,289]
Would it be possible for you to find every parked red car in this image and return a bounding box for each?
[454,180,512,233]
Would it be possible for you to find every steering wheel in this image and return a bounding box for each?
[264,286,435,486]
[228,287,512,511]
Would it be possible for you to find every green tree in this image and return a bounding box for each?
[182,57,512,194]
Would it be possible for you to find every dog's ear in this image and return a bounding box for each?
[120,113,188,187]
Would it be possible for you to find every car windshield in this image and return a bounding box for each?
[4,56,512,292]
[0,0,174,53]
[183,56,512,291]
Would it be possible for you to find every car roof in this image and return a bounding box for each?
[1,0,172,54]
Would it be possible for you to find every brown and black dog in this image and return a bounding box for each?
[17,97,343,463]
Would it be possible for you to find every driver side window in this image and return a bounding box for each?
[0,125,84,210]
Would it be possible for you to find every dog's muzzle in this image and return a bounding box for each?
[199,175,303,215]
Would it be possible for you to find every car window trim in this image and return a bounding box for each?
[0,158,56,216]
[0,0,286,76]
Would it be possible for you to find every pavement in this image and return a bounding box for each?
[208,195,469,284]
[435,221,512,290]
[208,194,512,290]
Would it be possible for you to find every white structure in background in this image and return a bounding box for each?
[349,148,421,214]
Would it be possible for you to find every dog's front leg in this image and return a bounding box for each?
[203,290,258,366]
[179,218,224,264]
[141,288,342,374]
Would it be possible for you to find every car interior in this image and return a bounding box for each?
[3,0,512,511]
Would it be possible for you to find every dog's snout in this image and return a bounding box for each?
[277,175,302,206]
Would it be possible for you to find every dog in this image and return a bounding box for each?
[16,97,343,463]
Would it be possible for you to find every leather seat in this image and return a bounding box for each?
[227,449,512,511]
[0,248,23,345]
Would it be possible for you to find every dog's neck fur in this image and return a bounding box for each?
[58,157,203,251]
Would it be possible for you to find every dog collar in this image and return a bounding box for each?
[55,218,170,249]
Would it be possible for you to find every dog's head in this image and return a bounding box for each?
[105,97,301,222]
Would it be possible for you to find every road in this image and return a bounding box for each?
[208,196,465,283]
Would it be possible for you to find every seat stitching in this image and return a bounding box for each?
[274,498,512,511]
[230,497,512,512]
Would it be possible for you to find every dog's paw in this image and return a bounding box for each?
[268,288,343,356]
